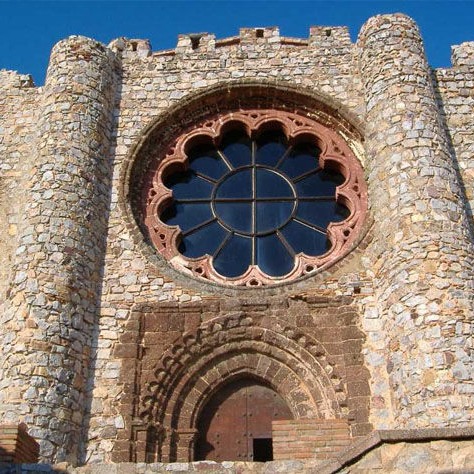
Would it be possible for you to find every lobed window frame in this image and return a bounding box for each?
[143,109,367,287]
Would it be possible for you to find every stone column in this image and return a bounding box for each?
[0,36,117,463]
[176,429,198,462]
[359,15,474,427]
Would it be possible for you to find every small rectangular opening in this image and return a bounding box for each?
[190,36,201,50]
[188,34,203,50]
[256,29,264,38]
[253,438,273,462]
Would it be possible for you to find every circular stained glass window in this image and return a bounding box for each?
[161,130,349,279]
[143,110,367,287]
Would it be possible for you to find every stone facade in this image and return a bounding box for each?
[0,13,473,470]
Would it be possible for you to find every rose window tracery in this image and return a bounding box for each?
[143,110,367,286]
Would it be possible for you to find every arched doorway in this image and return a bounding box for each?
[195,378,293,462]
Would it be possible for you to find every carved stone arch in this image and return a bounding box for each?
[169,348,327,429]
[185,356,310,426]
[143,320,341,417]
[140,313,348,459]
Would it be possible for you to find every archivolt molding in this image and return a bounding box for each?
[140,312,346,431]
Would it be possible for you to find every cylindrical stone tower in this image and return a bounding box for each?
[359,14,474,427]
[0,36,117,463]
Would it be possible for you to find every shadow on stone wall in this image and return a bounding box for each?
[76,51,124,466]
[431,70,474,238]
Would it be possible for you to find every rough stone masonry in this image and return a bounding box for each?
[0,13,473,473]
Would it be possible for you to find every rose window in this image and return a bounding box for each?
[143,110,367,286]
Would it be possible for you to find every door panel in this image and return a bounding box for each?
[195,378,292,461]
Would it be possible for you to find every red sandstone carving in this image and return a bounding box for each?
[143,110,367,286]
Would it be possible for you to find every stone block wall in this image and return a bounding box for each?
[358,14,474,429]
[435,41,474,222]
[342,438,474,473]
[85,24,368,465]
[0,71,39,317]
[0,13,473,467]
[1,37,119,463]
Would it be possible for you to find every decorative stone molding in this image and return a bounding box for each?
[141,109,367,286]
[141,311,343,428]
[110,296,371,462]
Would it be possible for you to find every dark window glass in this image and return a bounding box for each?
[161,202,213,232]
[296,201,349,229]
[279,142,320,178]
[165,170,213,200]
[188,145,228,180]
[255,168,294,199]
[295,169,344,197]
[220,130,252,168]
[213,234,252,277]
[215,169,252,199]
[256,234,294,276]
[179,221,228,258]
[281,220,329,255]
[256,201,294,234]
[214,202,253,234]
[256,131,287,166]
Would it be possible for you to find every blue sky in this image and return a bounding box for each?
[1,1,473,85]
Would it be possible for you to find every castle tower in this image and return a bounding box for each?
[0,14,473,471]
[359,14,474,427]
[0,36,117,462]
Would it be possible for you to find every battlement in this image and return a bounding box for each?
[1,17,472,92]
[451,41,474,67]
[112,24,354,60]
[1,13,474,469]
[0,69,35,89]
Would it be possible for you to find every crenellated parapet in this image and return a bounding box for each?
[176,33,216,53]
[1,14,474,468]
[0,69,35,89]
[112,24,354,60]
[451,41,474,68]
[434,42,474,227]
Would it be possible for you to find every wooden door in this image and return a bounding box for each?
[195,378,292,461]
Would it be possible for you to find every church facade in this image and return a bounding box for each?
[0,13,473,471]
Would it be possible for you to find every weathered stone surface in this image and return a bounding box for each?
[3,437,474,474]
[0,13,473,470]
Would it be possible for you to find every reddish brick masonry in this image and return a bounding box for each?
[0,424,39,464]
[272,418,351,461]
